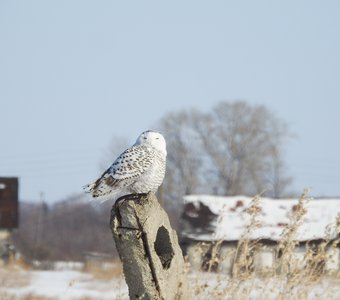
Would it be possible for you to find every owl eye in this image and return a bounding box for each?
[156,137,159,140]
[143,136,147,140]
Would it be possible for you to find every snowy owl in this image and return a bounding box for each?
[84,130,166,201]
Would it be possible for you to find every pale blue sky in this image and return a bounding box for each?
[1,1,339,202]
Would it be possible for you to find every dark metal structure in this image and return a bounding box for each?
[0,177,19,228]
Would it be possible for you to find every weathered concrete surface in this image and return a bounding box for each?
[110,193,191,300]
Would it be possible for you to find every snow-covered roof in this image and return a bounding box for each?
[182,195,340,242]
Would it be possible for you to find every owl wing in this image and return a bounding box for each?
[84,145,154,197]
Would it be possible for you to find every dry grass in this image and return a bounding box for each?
[82,259,123,280]
[0,264,33,300]
[0,265,30,288]
[189,189,340,299]
[20,295,54,300]
[231,193,262,279]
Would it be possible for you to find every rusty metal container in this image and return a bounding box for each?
[0,177,19,228]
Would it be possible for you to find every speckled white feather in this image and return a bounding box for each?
[84,130,166,201]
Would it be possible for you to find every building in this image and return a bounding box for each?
[0,177,19,264]
[180,195,340,273]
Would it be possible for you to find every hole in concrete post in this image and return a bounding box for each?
[154,226,174,269]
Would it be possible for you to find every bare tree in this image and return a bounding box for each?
[200,101,292,196]
[12,196,117,261]
[157,101,292,208]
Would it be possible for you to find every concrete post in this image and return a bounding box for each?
[110,192,191,300]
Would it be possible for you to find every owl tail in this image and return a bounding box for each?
[83,175,116,198]
[83,182,96,194]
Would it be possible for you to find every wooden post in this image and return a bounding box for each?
[110,192,191,300]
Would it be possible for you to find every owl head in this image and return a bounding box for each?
[135,130,167,156]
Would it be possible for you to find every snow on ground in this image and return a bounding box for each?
[0,268,128,300]
[1,267,340,300]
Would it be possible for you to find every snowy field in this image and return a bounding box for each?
[0,262,128,300]
[1,263,340,300]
